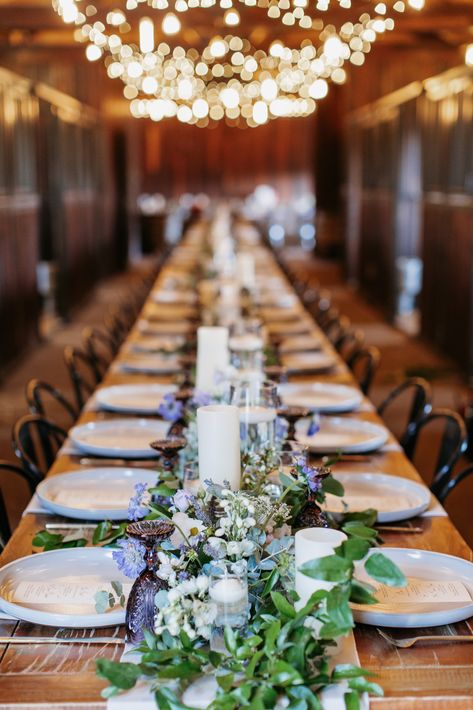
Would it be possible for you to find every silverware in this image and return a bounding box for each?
[45,523,121,531]
[0,636,125,646]
[376,525,423,534]
[377,628,473,648]
[79,457,158,467]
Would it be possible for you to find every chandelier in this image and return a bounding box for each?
[51,0,424,125]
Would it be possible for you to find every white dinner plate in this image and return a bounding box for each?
[281,351,336,374]
[278,335,323,354]
[258,293,297,308]
[295,416,389,453]
[138,319,192,336]
[260,307,301,323]
[69,418,169,458]
[95,384,177,414]
[130,335,185,353]
[267,321,312,336]
[36,467,157,520]
[151,290,196,306]
[119,353,181,375]
[352,548,473,627]
[321,472,431,522]
[280,383,362,413]
[144,303,196,321]
[0,548,130,628]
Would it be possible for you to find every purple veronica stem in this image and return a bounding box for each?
[112,538,146,578]
[157,393,184,422]
[191,390,213,408]
[307,415,320,437]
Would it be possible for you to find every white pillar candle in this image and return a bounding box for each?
[236,252,256,289]
[196,326,229,393]
[294,528,347,610]
[197,404,241,490]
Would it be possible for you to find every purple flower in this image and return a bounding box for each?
[173,489,191,512]
[203,542,221,559]
[128,482,150,521]
[191,390,212,408]
[158,393,184,422]
[307,415,320,437]
[112,538,146,578]
[178,571,190,582]
[275,416,289,442]
[304,465,322,494]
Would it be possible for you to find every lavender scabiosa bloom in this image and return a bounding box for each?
[191,390,212,408]
[158,393,184,422]
[128,482,150,521]
[112,538,146,578]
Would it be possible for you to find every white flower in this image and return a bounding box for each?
[171,511,205,547]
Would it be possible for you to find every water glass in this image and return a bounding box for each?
[230,379,278,453]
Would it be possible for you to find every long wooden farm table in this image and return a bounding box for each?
[0,224,472,709]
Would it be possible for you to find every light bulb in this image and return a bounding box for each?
[465,44,473,66]
[85,44,102,61]
[224,8,240,25]
[220,87,239,108]
[308,78,328,99]
[260,78,278,101]
[162,12,181,35]
[139,17,155,53]
[253,100,268,125]
[210,39,226,57]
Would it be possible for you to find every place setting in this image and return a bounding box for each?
[279,381,362,413]
[280,350,338,374]
[116,352,182,375]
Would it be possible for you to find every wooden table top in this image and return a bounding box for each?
[1,227,472,709]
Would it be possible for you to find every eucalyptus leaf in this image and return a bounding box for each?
[94,590,110,614]
[364,553,407,587]
[96,659,141,690]
[299,555,352,583]
[321,475,344,497]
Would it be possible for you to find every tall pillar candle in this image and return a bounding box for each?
[197,404,241,490]
[196,326,229,393]
[294,528,347,610]
[236,252,256,290]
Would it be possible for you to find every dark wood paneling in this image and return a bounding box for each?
[421,200,473,372]
[358,190,396,315]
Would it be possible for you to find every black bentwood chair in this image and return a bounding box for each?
[346,346,380,396]
[63,345,99,411]
[403,408,468,499]
[377,377,432,451]
[436,464,473,503]
[82,326,116,380]
[12,415,67,486]
[26,379,78,427]
[0,459,39,548]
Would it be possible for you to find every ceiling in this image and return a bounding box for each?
[0,0,472,52]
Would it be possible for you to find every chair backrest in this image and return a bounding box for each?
[436,464,473,503]
[0,459,38,547]
[325,315,350,346]
[403,408,468,498]
[63,345,97,410]
[82,327,115,381]
[25,379,78,427]
[12,415,67,485]
[318,307,340,333]
[377,377,432,450]
[334,328,364,362]
[346,346,380,395]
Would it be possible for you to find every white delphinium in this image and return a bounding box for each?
[154,574,217,641]
[207,490,291,561]
[155,551,186,587]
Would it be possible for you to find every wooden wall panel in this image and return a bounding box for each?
[140,116,316,198]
